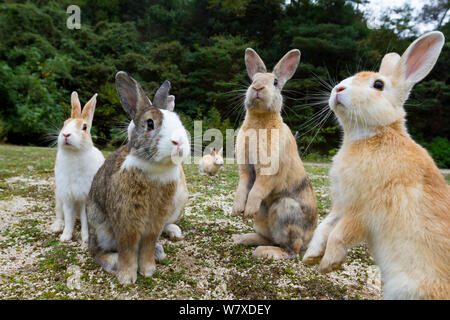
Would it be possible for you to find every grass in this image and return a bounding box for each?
[0,143,386,300]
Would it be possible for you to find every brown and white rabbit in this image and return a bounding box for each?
[199,148,224,176]
[302,32,450,299]
[127,94,187,242]
[51,92,105,245]
[86,72,190,285]
[231,48,318,259]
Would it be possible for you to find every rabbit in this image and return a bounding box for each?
[302,31,450,299]
[199,148,224,176]
[231,48,318,260]
[51,92,105,246]
[86,72,190,285]
[127,94,187,242]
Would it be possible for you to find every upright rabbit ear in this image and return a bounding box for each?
[245,48,267,80]
[211,149,216,156]
[153,80,171,109]
[379,53,401,77]
[273,49,301,88]
[167,95,175,111]
[81,93,98,128]
[218,147,223,156]
[398,31,445,85]
[115,71,150,120]
[71,91,82,118]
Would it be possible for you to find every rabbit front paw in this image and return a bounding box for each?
[164,224,183,241]
[302,244,325,266]
[154,243,166,261]
[231,200,245,217]
[317,248,346,273]
[117,270,137,285]
[140,264,156,278]
[59,232,73,242]
[318,258,344,273]
[50,220,64,233]
[244,200,260,219]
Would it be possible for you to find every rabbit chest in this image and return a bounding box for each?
[55,149,102,202]
[104,161,178,235]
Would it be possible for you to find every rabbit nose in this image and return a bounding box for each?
[171,140,180,146]
[63,133,71,138]
[336,86,346,93]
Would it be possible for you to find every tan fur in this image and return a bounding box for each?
[232,48,318,259]
[303,32,449,299]
[198,149,223,176]
[253,246,290,260]
[324,122,450,298]
[110,162,177,281]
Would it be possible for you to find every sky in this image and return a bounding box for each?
[284,0,449,34]
[364,0,448,33]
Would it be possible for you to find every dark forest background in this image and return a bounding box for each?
[0,0,449,167]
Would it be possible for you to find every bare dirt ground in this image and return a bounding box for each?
[0,144,384,299]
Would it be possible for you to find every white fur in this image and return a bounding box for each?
[121,154,181,183]
[127,110,190,164]
[53,142,104,245]
[157,109,190,162]
[329,74,405,141]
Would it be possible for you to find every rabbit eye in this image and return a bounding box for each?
[373,80,384,90]
[274,78,278,86]
[82,124,87,131]
[147,119,154,131]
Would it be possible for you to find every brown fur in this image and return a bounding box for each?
[87,73,187,285]
[88,146,178,284]
[232,48,318,259]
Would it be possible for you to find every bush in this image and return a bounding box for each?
[426,137,450,169]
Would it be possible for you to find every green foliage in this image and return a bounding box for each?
[0,0,448,167]
[426,137,450,168]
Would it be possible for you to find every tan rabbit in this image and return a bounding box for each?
[199,148,224,176]
[231,48,318,259]
[86,72,190,285]
[302,32,450,299]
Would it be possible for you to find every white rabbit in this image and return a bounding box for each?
[51,92,105,246]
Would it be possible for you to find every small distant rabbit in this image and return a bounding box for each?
[231,48,318,260]
[199,148,224,176]
[302,32,450,299]
[87,72,190,285]
[127,94,186,242]
[51,92,105,245]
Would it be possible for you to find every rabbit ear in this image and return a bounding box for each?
[153,80,171,109]
[273,49,301,88]
[167,95,175,111]
[398,31,445,85]
[115,71,150,120]
[379,53,401,77]
[211,149,216,156]
[81,93,98,128]
[71,91,82,118]
[245,48,267,80]
[218,148,223,156]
